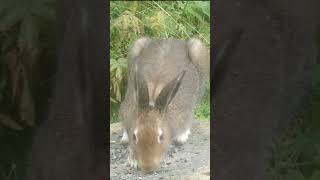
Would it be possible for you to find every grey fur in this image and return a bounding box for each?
[119,37,209,167]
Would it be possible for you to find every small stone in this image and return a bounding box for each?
[184,159,187,162]
[173,148,178,153]
[138,177,142,179]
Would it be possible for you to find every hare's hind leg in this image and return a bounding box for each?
[174,128,191,145]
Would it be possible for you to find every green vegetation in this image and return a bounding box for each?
[0,0,55,179]
[268,64,320,180]
[110,1,211,123]
[194,85,210,121]
[0,0,55,131]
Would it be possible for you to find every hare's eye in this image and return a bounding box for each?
[160,134,164,141]
[157,128,164,143]
[158,134,164,143]
[133,134,136,141]
[133,128,138,143]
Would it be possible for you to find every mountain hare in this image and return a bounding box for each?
[119,37,209,172]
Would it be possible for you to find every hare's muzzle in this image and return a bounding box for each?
[138,159,160,173]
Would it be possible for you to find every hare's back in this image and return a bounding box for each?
[136,39,191,84]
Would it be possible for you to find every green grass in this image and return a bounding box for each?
[194,85,210,121]
[110,101,121,124]
[194,99,210,121]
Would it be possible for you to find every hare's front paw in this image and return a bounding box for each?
[120,130,129,144]
[127,149,138,169]
[174,129,191,145]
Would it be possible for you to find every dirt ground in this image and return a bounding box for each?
[110,120,210,180]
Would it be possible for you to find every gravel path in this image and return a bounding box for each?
[110,120,210,180]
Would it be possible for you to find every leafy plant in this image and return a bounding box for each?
[0,0,55,130]
[194,84,210,120]
[110,57,127,104]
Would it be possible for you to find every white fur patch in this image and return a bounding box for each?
[175,129,191,144]
[134,127,138,144]
[120,130,129,144]
[157,128,163,143]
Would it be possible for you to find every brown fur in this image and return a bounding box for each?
[132,110,171,171]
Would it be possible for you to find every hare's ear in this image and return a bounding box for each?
[155,70,186,112]
[134,64,149,109]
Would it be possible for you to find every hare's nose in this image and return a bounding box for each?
[140,163,159,173]
[142,167,157,174]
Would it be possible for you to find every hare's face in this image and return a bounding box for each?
[133,111,168,172]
